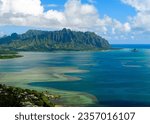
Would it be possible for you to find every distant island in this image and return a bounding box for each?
[0,28,110,51]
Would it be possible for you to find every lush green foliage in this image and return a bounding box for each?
[0,28,110,51]
[0,84,57,107]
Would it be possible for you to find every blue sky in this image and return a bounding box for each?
[0,0,150,44]
[94,0,136,22]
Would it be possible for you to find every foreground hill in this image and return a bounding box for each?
[0,84,61,107]
[0,28,110,51]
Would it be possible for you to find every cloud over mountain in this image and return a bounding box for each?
[0,0,149,43]
[0,0,130,37]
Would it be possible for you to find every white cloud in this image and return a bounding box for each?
[0,31,4,37]
[123,22,131,32]
[63,0,131,35]
[0,0,43,16]
[63,0,98,29]
[45,10,65,22]
[122,0,150,31]
[122,0,150,12]
[0,0,132,40]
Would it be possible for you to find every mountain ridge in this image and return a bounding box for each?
[0,28,110,51]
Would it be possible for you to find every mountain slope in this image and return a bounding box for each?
[0,28,110,51]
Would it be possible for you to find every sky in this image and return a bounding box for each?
[0,0,150,44]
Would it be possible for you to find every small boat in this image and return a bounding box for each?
[131,48,138,52]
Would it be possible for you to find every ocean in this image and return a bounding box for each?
[1,44,150,106]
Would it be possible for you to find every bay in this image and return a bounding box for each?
[1,44,150,106]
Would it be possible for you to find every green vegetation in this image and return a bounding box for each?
[0,84,60,107]
[0,28,110,51]
[0,50,22,59]
[0,54,22,59]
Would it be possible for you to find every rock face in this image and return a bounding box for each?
[0,28,110,51]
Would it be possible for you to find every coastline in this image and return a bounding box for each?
[0,65,98,107]
[0,48,123,107]
[0,82,98,107]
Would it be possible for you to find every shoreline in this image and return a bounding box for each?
[0,66,98,107]
[0,82,98,107]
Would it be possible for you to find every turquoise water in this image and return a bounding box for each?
[1,44,150,106]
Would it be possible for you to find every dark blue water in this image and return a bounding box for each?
[1,44,150,106]
[112,44,150,49]
[29,44,150,106]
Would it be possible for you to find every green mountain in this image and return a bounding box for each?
[0,28,110,51]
